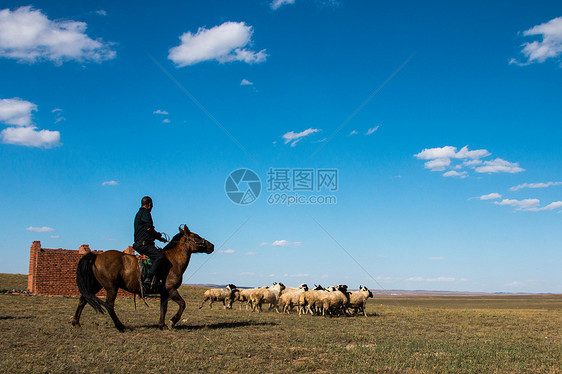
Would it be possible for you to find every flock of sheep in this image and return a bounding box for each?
[199,283,374,317]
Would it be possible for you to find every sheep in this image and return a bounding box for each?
[304,286,340,315]
[232,286,268,310]
[199,284,237,309]
[321,285,349,317]
[347,285,374,317]
[298,284,328,315]
[281,283,308,295]
[250,282,285,312]
[278,284,309,313]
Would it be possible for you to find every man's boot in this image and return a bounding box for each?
[143,275,155,291]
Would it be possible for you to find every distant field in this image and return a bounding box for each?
[1,274,560,373]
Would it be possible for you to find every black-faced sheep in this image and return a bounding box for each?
[321,285,350,317]
[278,284,309,313]
[347,285,374,316]
[298,284,327,315]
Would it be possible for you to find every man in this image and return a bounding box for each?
[133,196,168,289]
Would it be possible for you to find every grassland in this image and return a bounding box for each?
[0,274,560,373]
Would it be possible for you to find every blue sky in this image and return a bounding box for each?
[1,1,561,293]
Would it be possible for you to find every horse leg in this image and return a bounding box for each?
[159,291,170,330]
[72,296,87,328]
[169,290,185,328]
[105,287,125,332]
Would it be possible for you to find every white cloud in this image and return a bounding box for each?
[427,277,456,282]
[218,249,235,254]
[245,251,258,256]
[102,180,118,186]
[407,276,456,282]
[365,126,379,135]
[95,10,107,16]
[162,119,170,124]
[429,257,444,261]
[479,193,502,200]
[49,235,60,238]
[153,110,168,115]
[510,17,562,65]
[0,98,59,148]
[510,181,562,191]
[455,146,490,159]
[271,0,296,10]
[288,273,310,278]
[349,130,358,136]
[240,78,253,86]
[0,98,36,126]
[443,170,467,178]
[415,146,458,161]
[27,226,54,232]
[168,21,267,67]
[495,198,540,210]
[474,158,524,174]
[240,272,255,276]
[282,128,320,147]
[406,276,424,281]
[495,198,562,212]
[424,158,451,171]
[539,201,562,211]
[1,126,60,148]
[415,145,521,176]
[0,6,115,64]
[270,240,302,247]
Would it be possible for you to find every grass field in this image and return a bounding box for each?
[0,274,560,373]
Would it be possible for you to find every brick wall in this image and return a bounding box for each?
[28,241,136,297]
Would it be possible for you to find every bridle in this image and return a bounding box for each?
[158,227,207,251]
[169,231,207,249]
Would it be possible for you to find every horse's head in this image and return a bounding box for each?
[178,225,214,254]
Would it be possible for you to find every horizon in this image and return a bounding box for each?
[1,1,561,294]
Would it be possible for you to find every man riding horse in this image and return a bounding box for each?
[133,196,168,290]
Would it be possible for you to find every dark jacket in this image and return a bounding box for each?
[134,207,158,243]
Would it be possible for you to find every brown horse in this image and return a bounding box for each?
[72,225,214,331]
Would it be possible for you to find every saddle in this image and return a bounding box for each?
[137,255,163,294]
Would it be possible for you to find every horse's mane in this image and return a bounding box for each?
[162,232,185,252]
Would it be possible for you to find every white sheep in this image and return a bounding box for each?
[347,285,373,316]
[320,285,349,317]
[298,284,328,315]
[278,284,309,313]
[199,284,237,309]
[250,282,286,312]
[232,286,268,310]
[281,283,308,295]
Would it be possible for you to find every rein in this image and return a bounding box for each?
[160,232,206,251]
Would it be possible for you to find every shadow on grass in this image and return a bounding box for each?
[0,316,33,320]
[135,321,277,331]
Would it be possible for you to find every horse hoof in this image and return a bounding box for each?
[72,322,81,328]
[160,324,169,331]
[116,324,125,333]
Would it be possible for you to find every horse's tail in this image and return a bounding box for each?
[76,252,109,314]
